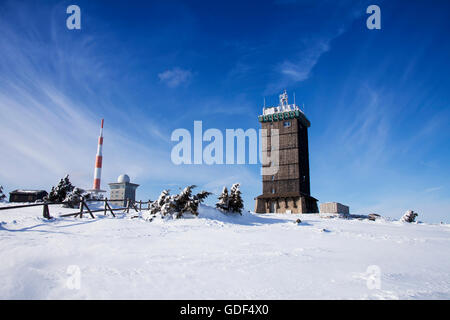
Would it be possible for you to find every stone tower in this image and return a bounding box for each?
[108,174,139,207]
[255,91,318,213]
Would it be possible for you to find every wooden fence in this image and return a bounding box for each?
[0,198,152,220]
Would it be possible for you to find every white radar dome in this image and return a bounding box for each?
[117,174,130,183]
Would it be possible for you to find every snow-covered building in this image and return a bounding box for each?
[9,190,48,203]
[255,90,318,214]
[320,202,350,215]
[108,174,139,207]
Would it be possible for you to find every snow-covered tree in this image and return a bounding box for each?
[173,186,194,214]
[187,188,211,217]
[46,174,75,203]
[147,186,211,219]
[171,185,211,218]
[216,184,243,214]
[216,186,229,211]
[401,210,418,223]
[0,185,6,202]
[229,183,243,214]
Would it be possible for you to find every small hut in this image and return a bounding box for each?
[319,202,350,215]
[9,190,48,203]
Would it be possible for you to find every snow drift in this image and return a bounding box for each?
[0,203,449,299]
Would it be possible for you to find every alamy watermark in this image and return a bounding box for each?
[366,5,381,30]
[366,265,381,290]
[66,5,81,30]
[66,265,81,290]
[65,5,379,31]
[171,121,279,175]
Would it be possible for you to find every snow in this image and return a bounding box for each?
[14,190,42,193]
[1,203,450,299]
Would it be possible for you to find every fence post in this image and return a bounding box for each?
[82,199,95,219]
[104,198,107,215]
[78,196,84,218]
[104,199,115,217]
[43,203,51,219]
[126,199,130,214]
[132,200,139,212]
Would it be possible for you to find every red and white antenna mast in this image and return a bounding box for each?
[91,119,105,193]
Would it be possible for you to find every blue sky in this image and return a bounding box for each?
[0,0,449,222]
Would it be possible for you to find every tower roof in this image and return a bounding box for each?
[259,91,310,126]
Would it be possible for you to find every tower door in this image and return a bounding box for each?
[270,201,276,213]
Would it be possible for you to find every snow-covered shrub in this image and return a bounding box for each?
[148,189,171,216]
[63,187,85,208]
[0,185,6,202]
[57,183,104,208]
[174,185,211,218]
[150,186,211,219]
[216,184,244,215]
[146,186,211,219]
[84,191,104,201]
[46,174,75,203]
[401,210,418,223]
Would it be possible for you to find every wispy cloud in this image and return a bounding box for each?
[424,186,443,193]
[0,3,260,200]
[401,109,450,154]
[265,28,347,94]
[279,40,330,82]
[337,87,391,169]
[158,67,193,88]
[266,0,364,93]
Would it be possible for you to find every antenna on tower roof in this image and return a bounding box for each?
[279,90,288,108]
[293,92,296,107]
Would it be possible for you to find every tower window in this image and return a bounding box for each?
[284,121,291,127]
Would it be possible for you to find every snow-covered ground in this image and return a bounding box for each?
[1,203,450,299]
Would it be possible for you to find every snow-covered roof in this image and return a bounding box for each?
[263,103,301,115]
[261,90,305,116]
[10,190,47,194]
